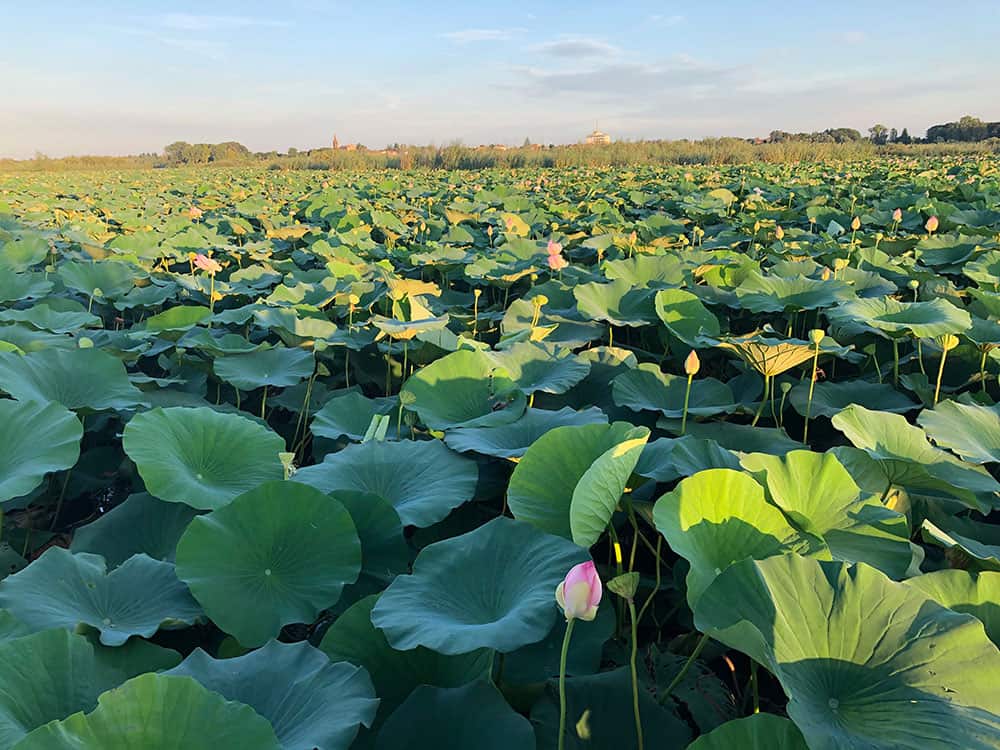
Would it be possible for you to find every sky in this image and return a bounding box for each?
[2,0,1000,159]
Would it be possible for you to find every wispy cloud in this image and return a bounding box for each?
[836,30,867,45]
[154,13,291,32]
[442,28,520,43]
[649,14,685,26]
[532,38,620,58]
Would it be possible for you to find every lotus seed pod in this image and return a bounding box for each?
[939,334,959,351]
[348,294,361,305]
[684,349,701,376]
[833,258,849,271]
[473,288,482,298]
[313,339,328,352]
[874,232,884,241]
[534,295,549,307]
[908,279,920,290]
[780,381,792,394]
[809,329,825,345]
[78,337,94,349]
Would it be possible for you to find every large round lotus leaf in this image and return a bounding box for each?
[213,346,315,390]
[696,554,1000,750]
[613,364,737,418]
[831,404,1000,512]
[508,422,649,546]
[57,260,137,299]
[531,667,692,749]
[0,548,201,646]
[376,682,534,750]
[400,349,526,430]
[70,492,199,567]
[0,233,49,271]
[175,481,361,647]
[789,380,918,418]
[443,406,607,459]
[740,450,916,578]
[0,303,102,334]
[371,517,589,654]
[14,673,281,749]
[687,714,808,750]
[635,436,740,483]
[334,491,410,600]
[294,439,477,527]
[654,288,720,346]
[735,272,854,312]
[0,629,180,747]
[0,399,82,504]
[140,305,212,332]
[574,278,658,327]
[904,570,1000,646]
[123,406,285,510]
[0,272,53,303]
[167,640,377,750]
[920,516,1000,571]
[320,595,491,721]
[0,349,147,410]
[311,391,398,442]
[652,468,809,607]
[918,401,1000,464]
[488,341,590,395]
[829,297,972,339]
[672,421,801,455]
[716,333,851,378]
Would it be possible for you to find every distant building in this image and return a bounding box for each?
[332,134,340,150]
[585,125,611,145]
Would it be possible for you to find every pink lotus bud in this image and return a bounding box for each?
[188,206,203,220]
[774,225,784,240]
[851,216,861,231]
[546,240,563,256]
[547,253,568,271]
[555,561,602,621]
[193,253,222,275]
[684,349,701,376]
[892,208,902,222]
[925,216,939,233]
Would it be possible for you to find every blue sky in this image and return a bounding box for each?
[2,1,999,158]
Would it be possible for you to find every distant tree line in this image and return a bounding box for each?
[162,141,252,164]
[767,128,865,144]
[925,115,1000,143]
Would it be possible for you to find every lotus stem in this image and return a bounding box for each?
[981,348,989,394]
[680,374,693,435]
[291,369,317,455]
[751,375,769,427]
[803,341,821,444]
[749,661,760,714]
[260,385,268,420]
[208,275,216,328]
[557,619,577,750]
[659,631,709,704]
[892,340,900,386]
[916,339,926,376]
[344,349,351,388]
[626,598,644,750]
[934,349,948,405]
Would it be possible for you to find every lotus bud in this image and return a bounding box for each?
[809,329,825,345]
[821,267,832,280]
[809,216,817,224]
[349,294,361,305]
[753,221,761,234]
[684,349,701,376]
[555,561,602,621]
[851,216,861,231]
[473,288,482,298]
[774,225,784,240]
[534,295,549,307]
[938,334,959,352]
[892,208,903,222]
[833,258,849,271]
[925,215,939,233]
[487,225,494,237]
[874,232,883,242]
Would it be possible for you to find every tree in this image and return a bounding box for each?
[522,137,532,147]
[898,128,912,144]
[868,124,888,145]
[889,127,898,143]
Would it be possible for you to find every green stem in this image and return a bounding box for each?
[49,469,73,531]
[749,661,760,714]
[933,347,949,405]
[659,631,710,704]
[627,599,644,750]
[892,339,900,386]
[981,348,989,394]
[916,339,926,376]
[558,619,577,750]
[208,275,215,327]
[803,343,820,445]
[680,374,693,435]
[750,375,769,427]
[260,385,268,420]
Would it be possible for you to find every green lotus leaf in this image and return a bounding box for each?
[443,406,607,458]
[915,233,983,267]
[167,640,377,750]
[489,341,591,395]
[613,364,737,418]
[918,401,1000,464]
[716,333,847,377]
[376,682,533,750]
[70,492,199,566]
[789,379,918,418]
[140,305,212,332]
[0,233,49,271]
[0,272,53,303]
[828,297,972,339]
[57,260,138,299]
[333,491,410,600]
[0,629,180,747]
[687,714,808,750]
[904,570,1000,646]
[654,288,720,345]
[371,517,589,654]
[531,667,692,749]
[679,421,802,454]
[0,349,147,410]
[213,346,315,391]
[400,349,526,430]
[832,404,1000,512]
[0,548,201,646]
[13,673,280,749]
[294,439,477,527]
[0,303,102,334]
[653,468,810,607]
[920,517,1000,571]
[574,278,659,327]
[175,481,361,647]
[123,406,285,510]
[508,422,649,545]
[0,399,82,504]
[695,554,1000,750]
[740,450,915,577]
[635,436,740,482]
[310,390,399,442]
[320,595,491,722]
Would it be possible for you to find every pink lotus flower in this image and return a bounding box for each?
[193,253,222,275]
[925,215,939,233]
[547,252,568,271]
[546,240,563,256]
[555,561,602,621]
[892,208,903,222]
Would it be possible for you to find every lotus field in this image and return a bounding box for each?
[2,159,1000,749]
